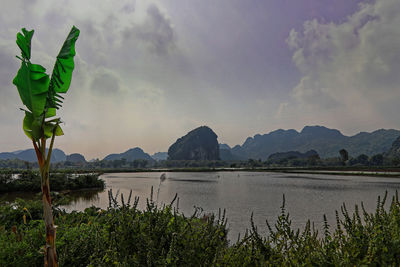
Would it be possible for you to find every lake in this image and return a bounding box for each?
[61,171,400,241]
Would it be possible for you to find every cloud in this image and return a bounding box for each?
[0,0,185,155]
[90,68,121,95]
[123,3,176,56]
[0,43,17,87]
[283,0,400,132]
[3,0,398,158]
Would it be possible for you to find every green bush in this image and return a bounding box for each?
[0,171,104,193]
[1,192,400,266]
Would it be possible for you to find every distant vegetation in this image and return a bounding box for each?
[1,150,400,170]
[0,170,104,193]
[1,191,400,266]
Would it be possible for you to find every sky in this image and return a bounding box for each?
[1,0,399,159]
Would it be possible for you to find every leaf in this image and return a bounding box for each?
[16,28,34,60]
[44,122,55,139]
[47,26,80,110]
[45,108,56,118]
[14,27,79,142]
[13,62,50,118]
[22,112,34,140]
[55,125,64,136]
[43,122,64,139]
[23,111,42,140]
[14,29,49,119]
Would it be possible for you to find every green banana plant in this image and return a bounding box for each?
[13,26,80,267]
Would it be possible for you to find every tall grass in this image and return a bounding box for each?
[1,190,400,266]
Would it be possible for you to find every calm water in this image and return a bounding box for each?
[60,171,400,241]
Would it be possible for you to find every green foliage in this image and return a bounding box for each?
[12,26,79,141]
[1,192,400,266]
[370,154,384,166]
[0,191,228,266]
[0,170,104,193]
[349,154,370,166]
[339,148,349,162]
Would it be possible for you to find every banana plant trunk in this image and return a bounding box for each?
[34,139,58,267]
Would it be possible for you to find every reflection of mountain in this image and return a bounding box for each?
[226,126,400,160]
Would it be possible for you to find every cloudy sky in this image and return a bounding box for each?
[1,0,399,159]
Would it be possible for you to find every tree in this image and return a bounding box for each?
[370,154,384,166]
[13,26,80,267]
[351,154,369,166]
[339,149,349,163]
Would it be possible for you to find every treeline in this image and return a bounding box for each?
[1,192,400,266]
[0,171,105,193]
[1,152,400,170]
[258,149,399,168]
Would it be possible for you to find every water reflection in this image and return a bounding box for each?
[2,171,400,241]
[66,189,103,204]
[0,189,103,206]
[0,191,38,204]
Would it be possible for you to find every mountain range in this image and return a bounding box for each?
[228,126,400,160]
[1,125,399,162]
[0,149,67,163]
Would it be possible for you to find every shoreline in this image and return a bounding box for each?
[98,167,400,177]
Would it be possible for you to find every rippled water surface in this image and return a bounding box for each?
[59,172,400,240]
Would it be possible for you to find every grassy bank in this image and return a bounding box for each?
[0,171,105,193]
[1,191,400,266]
[2,166,400,178]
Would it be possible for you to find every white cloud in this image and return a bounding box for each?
[283,0,400,133]
[125,3,176,56]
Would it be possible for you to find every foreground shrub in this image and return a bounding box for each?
[1,191,400,266]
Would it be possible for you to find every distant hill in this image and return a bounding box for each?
[219,143,246,161]
[230,126,400,160]
[151,152,168,161]
[168,126,220,160]
[219,144,231,150]
[103,147,153,161]
[220,149,245,161]
[385,136,400,158]
[66,153,87,163]
[0,149,66,162]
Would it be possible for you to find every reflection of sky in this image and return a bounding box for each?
[1,0,399,160]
